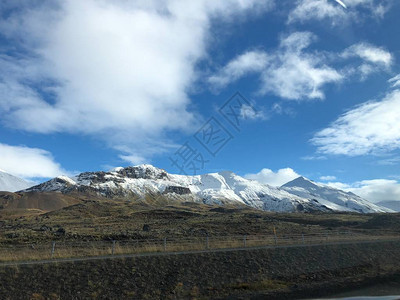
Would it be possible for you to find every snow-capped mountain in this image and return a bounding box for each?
[281,176,391,213]
[0,169,33,192]
[24,165,326,212]
[23,165,389,213]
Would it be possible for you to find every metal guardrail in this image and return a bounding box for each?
[0,231,396,262]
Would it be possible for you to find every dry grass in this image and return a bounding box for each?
[0,232,398,262]
[1,194,400,262]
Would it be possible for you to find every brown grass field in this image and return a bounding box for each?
[1,192,400,262]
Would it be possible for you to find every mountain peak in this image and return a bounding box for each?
[114,164,169,180]
[281,176,317,188]
[134,164,163,171]
[281,176,391,213]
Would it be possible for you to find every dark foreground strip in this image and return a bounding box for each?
[1,238,399,267]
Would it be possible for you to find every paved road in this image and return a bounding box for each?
[1,238,399,267]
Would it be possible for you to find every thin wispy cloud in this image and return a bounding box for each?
[288,0,392,25]
[208,51,269,89]
[376,157,400,166]
[389,74,400,88]
[320,175,337,181]
[342,43,393,67]
[312,89,400,156]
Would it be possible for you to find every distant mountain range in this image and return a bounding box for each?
[376,201,400,212]
[21,164,392,213]
[0,170,32,192]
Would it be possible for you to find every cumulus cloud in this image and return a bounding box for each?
[312,89,400,156]
[288,0,392,25]
[240,104,267,121]
[327,179,400,203]
[0,143,67,179]
[209,32,343,101]
[0,0,273,161]
[244,168,300,186]
[259,32,343,100]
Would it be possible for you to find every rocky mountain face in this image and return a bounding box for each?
[0,170,32,192]
[23,165,390,213]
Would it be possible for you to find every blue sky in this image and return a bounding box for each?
[1,0,400,203]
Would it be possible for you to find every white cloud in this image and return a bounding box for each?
[327,179,400,203]
[244,168,300,186]
[0,0,273,161]
[209,32,393,102]
[288,0,347,25]
[208,50,269,89]
[240,104,267,120]
[288,0,391,25]
[209,32,343,101]
[119,154,148,166]
[0,143,67,179]
[260,32,343,100]
[325,181,351,190]
[376,157,400,166]
[342,43,393,67]
[338,43,393,81]
[320,175,337,181]
[245,166,400,203]
[389,74,400,88]
[312,89,400,156]
[350,179,400,203]
[301,155,327,160]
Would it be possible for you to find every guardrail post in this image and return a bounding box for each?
[206,235,209,250]
[112,240,116,255]
[243,235,247,248]
[51,241,56,258]
[302,234,305,244]
[163,237,167,251]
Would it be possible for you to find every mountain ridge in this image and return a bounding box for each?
[23,164,391,213]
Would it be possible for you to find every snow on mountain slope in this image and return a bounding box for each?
[281,176,391,213]
[0,170,33,192]
[25,165,327,213]
[24,165,390,213]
